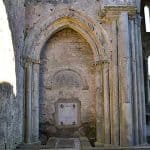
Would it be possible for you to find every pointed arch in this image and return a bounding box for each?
[24,8,111,62]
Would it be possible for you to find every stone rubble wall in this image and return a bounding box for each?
[0,0,25,150]
[25,0,101,33]
[0,83,19,150]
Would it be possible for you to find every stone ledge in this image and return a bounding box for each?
[82,146,150,150]
[100,5,137,23]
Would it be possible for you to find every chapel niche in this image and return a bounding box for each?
[39,28,96,144]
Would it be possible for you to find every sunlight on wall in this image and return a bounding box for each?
[0,0,16,95]
[148,56,150,76]
[144,5,150,32]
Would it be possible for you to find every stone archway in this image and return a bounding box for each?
[39,28,95,143]
[23,8,110,144]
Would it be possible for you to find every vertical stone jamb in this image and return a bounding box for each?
[32,63,40,143]
[134,17,143,144]
[110,20,120,146]
[24,58,40,144]
[24,60,33,144]
[103,62,111,144]
[137,16,147,144]
[118,12,133,146]
[130,19,139,145]
[95,62,105,146]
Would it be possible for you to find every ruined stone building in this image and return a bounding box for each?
[0,0,150,149]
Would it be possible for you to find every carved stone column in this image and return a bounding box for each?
[103,62,111,145]
[135,16,147,144]
[24,57,40,144]
[95,63,104,146]
[24,60,33,144]
[31,63,40,142]
[118,11,133,146]
[130,19,139,145]
[110,20,120,146]
[95,60,110,146]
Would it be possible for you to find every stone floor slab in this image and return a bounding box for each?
[46,138,80,150]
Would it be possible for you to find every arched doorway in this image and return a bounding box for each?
[39,28,96,144]
[23,8,110,145]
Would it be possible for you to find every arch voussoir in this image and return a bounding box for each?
[24,8,111,63]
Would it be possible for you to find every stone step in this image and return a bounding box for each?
[16,138,81,150]
[16,144,40,150]
[16,145,150,150]
[84,147,150,150]
[47,138,80,149]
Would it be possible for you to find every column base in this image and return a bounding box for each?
[16,141,41,150]
[95,142,104,147]
[23,140,41,145]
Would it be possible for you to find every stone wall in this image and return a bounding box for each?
[25,0,101,32]
[0,0,148,148]
[39,28,96,143]
[24,0,147,146]
[0,83,19,150]
[0,0,25,149]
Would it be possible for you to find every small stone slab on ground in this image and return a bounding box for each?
[46,137,80,150]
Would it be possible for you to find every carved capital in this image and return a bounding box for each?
[95,59,109,72]
[100,6,137,23]
[96,59,110,65]
[22,56,40,67]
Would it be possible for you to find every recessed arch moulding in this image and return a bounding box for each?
[23,8,111,144]
[24,8,111,62]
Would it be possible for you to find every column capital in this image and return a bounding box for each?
[100,6,137,24]
[96,59,110,65]
[22,57,40,67]
[95,59,109,71]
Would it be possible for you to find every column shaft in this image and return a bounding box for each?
[103,63,111,144]
[31,64,40,142]
[110,20,120,145]
[118,12,133,146]
[95,64,104,145]
[130,19,139,145]
[24,62,33,144]
[137,18,147,144]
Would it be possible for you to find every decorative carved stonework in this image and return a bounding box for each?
[55,98,81,128]
[100,6,137,24]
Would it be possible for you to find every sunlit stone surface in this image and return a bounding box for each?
[0,0,150,149]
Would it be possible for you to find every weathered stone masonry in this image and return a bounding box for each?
[0,0,149,149]
[0,0,24,150]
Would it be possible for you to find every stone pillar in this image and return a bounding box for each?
[135,16,147,144]
[118,12,133,146]
[103,62,111,145]
[31,63,40,143]
[134,17,143,144]
[95,63,104,146]
[130,19,139,145]
[110,20,120,146]
[24,58,40,144]
[24,61,33,144]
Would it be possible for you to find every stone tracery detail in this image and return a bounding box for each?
[45,69,88,90]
